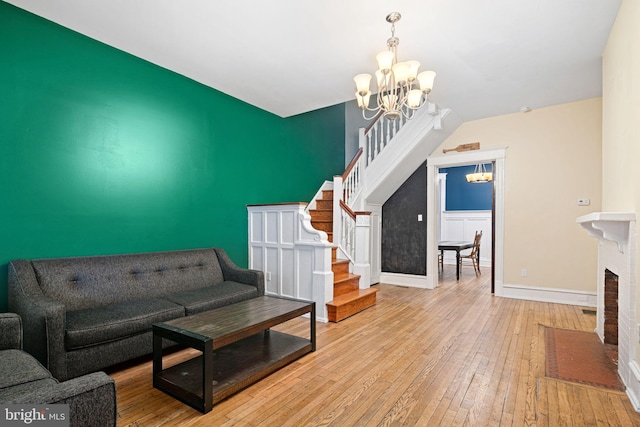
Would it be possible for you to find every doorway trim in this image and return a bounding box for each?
[426,147,506,293]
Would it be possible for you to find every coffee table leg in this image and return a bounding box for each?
[203,341,213,413]
[311,302,316,352]
[152,332,162,375]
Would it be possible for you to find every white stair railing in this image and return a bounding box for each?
[362,113,409,165]
[342,148,363,207]
[338,200,356,260]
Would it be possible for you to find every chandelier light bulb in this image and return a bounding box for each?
[376,51,395,73]
[406,60,421,82]
[392,62,410,85]
[417,70,436,94]
[356,91,371,109]
[375,70,389,90]
[407,89,423,108]
[354,74,372,95]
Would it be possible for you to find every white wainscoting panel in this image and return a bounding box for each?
[248,204,333,322]
[440,210,492,267]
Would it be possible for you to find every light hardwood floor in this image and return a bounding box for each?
[110,265,640,426]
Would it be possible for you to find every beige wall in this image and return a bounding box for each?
[602,0,640,362]
[438,98,602,292]
[603,0,640,212]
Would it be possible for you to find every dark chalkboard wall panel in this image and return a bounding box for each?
[381,162,427,275]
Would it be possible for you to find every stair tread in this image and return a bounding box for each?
[327,288,378,306]
[333,272,359,284]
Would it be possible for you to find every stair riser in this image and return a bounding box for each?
[311,221,332,232]
[327,293,377,322]
[321,190,333,200]
[309,210,333,221]
[316,200,332,210]
[332,261,349,276]
[333,280,359,297]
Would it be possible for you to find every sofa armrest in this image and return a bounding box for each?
[0,313,22,351]
[5,371,116,427]
[8,260,68,380]
[214,248,265,296]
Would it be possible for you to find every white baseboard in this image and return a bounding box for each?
[502,284,596,307]
[442,259,491,268]
[379,272,431,289]
[627,361,640,412]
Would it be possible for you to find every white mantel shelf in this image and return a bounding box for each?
[577,212,636,253]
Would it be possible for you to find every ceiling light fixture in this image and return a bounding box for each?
[354,12,436,121]
[466,163,493,184]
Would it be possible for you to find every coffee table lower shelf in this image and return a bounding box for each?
[153,330,311,412]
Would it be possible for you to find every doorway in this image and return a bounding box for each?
[437,164,493,286]
[426,147,506,294]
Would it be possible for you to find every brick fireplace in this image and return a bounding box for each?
[604,269,619,345]
[577,212,639,410]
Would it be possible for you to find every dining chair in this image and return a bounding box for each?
[459,230,482,276]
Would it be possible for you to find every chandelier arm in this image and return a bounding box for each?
[400,106,416,121]
[361,109,382,121]
[361,102,382,113]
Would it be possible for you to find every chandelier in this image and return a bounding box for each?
[354,12,436,121]
[466,163,493,183]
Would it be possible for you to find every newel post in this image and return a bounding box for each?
[353,211,372,288]
[332,175,343,245]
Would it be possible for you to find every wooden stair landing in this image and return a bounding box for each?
[327,288,378,322]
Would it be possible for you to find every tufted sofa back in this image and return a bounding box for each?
[29,248,224,311]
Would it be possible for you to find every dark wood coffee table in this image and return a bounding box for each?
[152,296,315,413]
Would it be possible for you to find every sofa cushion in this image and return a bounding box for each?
[31,248,224,311]
[0,349,52,390]
[164,281,259,315]
[0,378,60,402]
[65,298,185,350]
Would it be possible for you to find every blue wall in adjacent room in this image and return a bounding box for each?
[0,2,346,310]
[441,164,493,211]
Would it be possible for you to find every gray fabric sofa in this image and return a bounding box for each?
[8,248,264,381]
[0,312,116,427]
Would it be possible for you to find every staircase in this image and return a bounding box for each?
[309,190,378,322]
[309,189,334,243]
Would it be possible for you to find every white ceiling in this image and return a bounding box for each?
[6,0,621,121]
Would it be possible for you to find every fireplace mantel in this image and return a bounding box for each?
[577,212,635,253]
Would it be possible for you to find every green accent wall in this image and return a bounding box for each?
[0,2,345,310]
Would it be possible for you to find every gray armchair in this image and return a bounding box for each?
[0,313,117,427]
